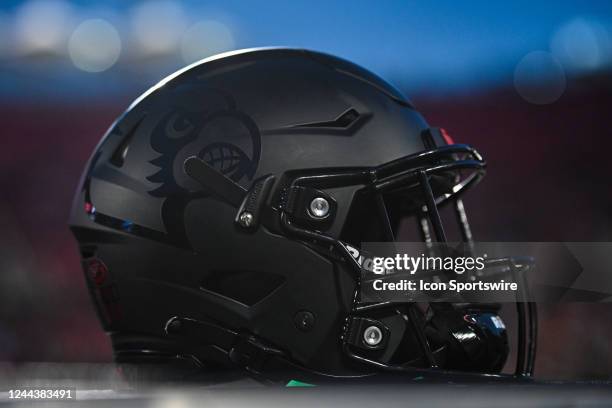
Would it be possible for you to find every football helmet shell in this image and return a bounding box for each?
[69,48,536,384]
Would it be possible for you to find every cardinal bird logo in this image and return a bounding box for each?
[146,87,261,248]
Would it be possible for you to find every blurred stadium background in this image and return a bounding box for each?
[1,0,612,381]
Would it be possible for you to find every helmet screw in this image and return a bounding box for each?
[238,211,254,227]
[294,310,315,332]
[363,325,383,347]
[309,197,330,218]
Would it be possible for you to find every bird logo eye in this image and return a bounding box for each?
[165,111,195,139]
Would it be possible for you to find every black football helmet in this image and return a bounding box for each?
[69,48,536,384]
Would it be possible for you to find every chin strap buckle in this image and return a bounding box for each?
[228,332,285,374]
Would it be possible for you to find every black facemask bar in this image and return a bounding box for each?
[183,142,537,379]
[275,144,537,378]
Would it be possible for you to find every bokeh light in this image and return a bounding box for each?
[551,18,612,73]
[514,51,566,105]
[130,0,186,56]
[180,20,234,64]
[68,19,121,72]
[14,0,73,55]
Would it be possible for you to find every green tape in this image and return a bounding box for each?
[286,379,316,387]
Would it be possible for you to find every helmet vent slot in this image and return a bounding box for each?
[109,116,144,167]
[290,108,360,129]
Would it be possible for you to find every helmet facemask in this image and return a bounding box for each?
[258,141,537,377]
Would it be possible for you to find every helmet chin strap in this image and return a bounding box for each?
[162,316,370,384]
[162,315,530,385]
